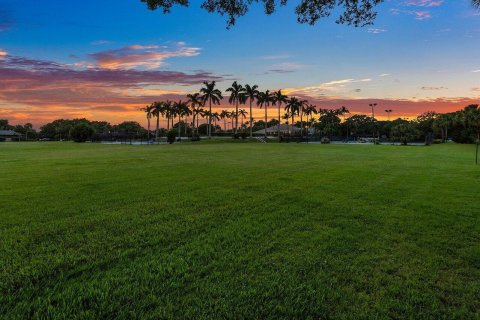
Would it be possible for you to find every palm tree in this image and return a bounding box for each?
[151,101,165,140]
[196,108,206,135]
[244,84,260,138]
[162,100,174,130]
[304,104,318,136]
[220,110,231,132]
[171,101,178,129]
[203,110,212,135]
[211,112,221,133]
[285,97,300,134]
[140,104,154,140]
[230,110,235,131]
[226,81,246,134]
[187,93,203,137]
[200,81,223,138]
[177,100,191,138]
[273,90,288,140]
[299,99,309,136]
[238,109,248,130]
[257,90,275,138]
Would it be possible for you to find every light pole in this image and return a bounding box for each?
[369,103,377,142]
[369,103,377,119]
[385,109,393,144]
[385,109,393,121]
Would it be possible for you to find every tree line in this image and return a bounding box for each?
[138,81,480,144]
[1,80,479,144]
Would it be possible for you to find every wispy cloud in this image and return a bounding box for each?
[260,54,291,60]
[390,8,433,20]
[472,69,480,73]
[368,28,387,34]
[91,40,112,46]
[421,86,448,90]
[390,0,443,20]
[90,43,201,70]
[266,62,305,74]
[414,11,432,20]
[0,49,7,58]
[405,0,444,7]
[284,78,372,97]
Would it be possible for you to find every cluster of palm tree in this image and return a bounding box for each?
[141,81,320,140]
[141,100,191,140]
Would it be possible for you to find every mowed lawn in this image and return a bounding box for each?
[1,142,479,319]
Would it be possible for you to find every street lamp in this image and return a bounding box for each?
[369,103,377,142]
[369,103,377,119]
[385,109,393,121]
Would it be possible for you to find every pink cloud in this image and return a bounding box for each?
[405,0,443,7]
[90,43,201,70]
[390,8,432,20]
[0,53,222,126]
[413,10,432,20]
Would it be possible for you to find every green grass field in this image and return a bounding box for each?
[1,142,479,319]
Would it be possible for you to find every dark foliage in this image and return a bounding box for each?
[142,0,383,28]
[167,129,177,144]
[70,123,95,143]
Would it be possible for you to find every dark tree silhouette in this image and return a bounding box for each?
[142,0,479,28]
[142,0,384,28]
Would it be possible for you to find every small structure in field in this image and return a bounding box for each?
[0,130,22,141]
[253,124,302,135]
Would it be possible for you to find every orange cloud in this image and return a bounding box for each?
[1,53,478,129]
[0,53,221,127]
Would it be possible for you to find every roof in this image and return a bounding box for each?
[0,130,22,136]
[253,124,302,134]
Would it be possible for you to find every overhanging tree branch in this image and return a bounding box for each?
[141,0,382,28]
[141,0,480,28]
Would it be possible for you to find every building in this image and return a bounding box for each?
[0,130,22,141]
[253,124,302,135]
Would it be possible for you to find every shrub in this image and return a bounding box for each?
[321,137,330,144]
[166,129,177,144]
[70,123,94,142]
[191,135,200,142]
[232,133,240,140]
[240,132,248,140]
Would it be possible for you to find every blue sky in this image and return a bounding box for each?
[1,0,479,125]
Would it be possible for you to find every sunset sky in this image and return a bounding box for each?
[1,0,480,128]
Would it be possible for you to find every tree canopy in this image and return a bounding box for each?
[141,0,382,27]
[142,0,480,28]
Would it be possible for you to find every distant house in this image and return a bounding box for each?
[253,124,302,135]
[0,130,22,141]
